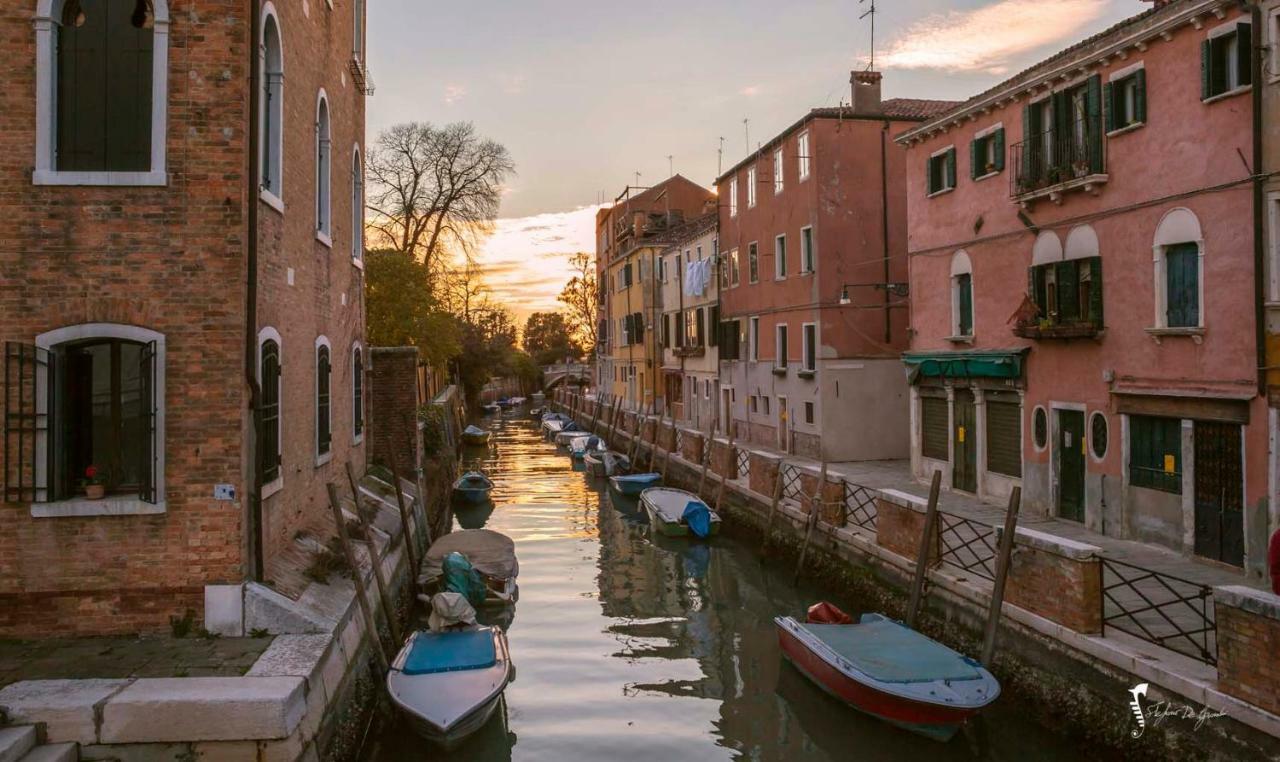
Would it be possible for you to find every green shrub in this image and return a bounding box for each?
[417,404,448,456]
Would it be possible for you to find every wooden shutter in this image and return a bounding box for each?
[1030,265,1046,315]
[317,347,331,453]
[1237,23,1253,87]
[1103,81,1116,133]
[139,340,158,503]
[970,138,979,180]
[259,341,281,485]
[945,148,957,189]
[926,156,935,194]
[634,312,644,342]
[353,349,364,438]
[1056,259,1080,321]
[1088,256,1104,327]
[709,306,719,346]
[1166,244,1199,327]
[957,274,973,336]
[1021,104,1035,182]
[1134,69,1147,123]
[1085,75,1103,174]
[1201,40,1213,100]
[695,308,705,346]
[986,400,1022,477]
[921,396,948,461]
[3,343,53,503]
[993,128,1005,172]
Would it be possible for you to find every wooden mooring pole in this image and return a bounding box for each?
[385,444,419,579]
[793,461,827,584]
[761,462,786,553]
[905,470,943,628]
[326,483,391,674]
[346,463,402,647]
[981,486,1022,666]
[714,425,736,515]
[696,419,715,498]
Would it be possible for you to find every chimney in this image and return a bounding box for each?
[851,70,883,116]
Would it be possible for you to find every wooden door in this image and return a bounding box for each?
[953,390,977,492]
[1057,410,1085,522]
[1194,422,1244,567]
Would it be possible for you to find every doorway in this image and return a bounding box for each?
[1193,421,1244,567]
[953,390,977,492]
[777,396,788,452]
[1057,409,1085,522]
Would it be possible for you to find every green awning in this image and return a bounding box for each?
[902,348,1028,383]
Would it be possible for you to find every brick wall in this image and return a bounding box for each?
[1003,531,1102,634]
[681,430,705,464]
[748,453,779,497]
[369,348,421,480]
[1215,586,1280,715]
[709,439,738,480]
[657,422,677,452]
[876,498,935,562]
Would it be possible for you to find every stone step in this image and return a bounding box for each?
[18,744,77,762]
[0,727,38,762]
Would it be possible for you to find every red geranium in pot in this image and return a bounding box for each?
[80,464,107,499]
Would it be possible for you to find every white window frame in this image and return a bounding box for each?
[351,341,364,446]
[32,323,167,517]
[773,147,784,194]
[315,335,333,466]
[775,323,789,369]
[33,0,171,186]
[747,165,758,208]
[256,327,285,499]
[1150,207,1206,332]
[1269,192,1280,303]
[750,316,760,361]
[800,226,815,273]
[747,241,759,284]
[927,144,955,197]
[775,234,787,279]
[1203,18,1251,102]
[801,322,816,372]
[258,3,285,210]
[353,0,365,62]
[351,145,364,267]
[315,91,333,246]
[797,131,811,181]
[971,122,1004,181]
[1269,5,1280,85]
[729,176,738,217]
[950,250,974,339]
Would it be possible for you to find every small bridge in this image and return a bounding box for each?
[542,362,592,391]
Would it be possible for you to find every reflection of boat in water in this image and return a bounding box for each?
[640,487,721,538]
[419,529,519,607]
[775,602,999,742]
[482,403,501,414]
[454,499,495,530]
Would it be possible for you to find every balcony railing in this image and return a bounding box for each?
[1010,120,1105,201]
[674,345,705,358]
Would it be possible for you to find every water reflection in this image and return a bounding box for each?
[364,413,1096,762]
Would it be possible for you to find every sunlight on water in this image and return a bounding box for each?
[364,409,1093,762]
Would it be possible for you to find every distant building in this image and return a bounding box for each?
[716,71,957,461]
[0,0,369,634]
[657,213,720,430]
[897,0,1268,578]
[596,177,717,411]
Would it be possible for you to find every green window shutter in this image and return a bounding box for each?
[945,148,957,189]
[709,306,719,346]
[1238,23,1253,87]
[985,401,1022,477]
[1056,259,1080,321]
[1103,81,1116,133]
[993,128,1005,172]
[921,397,949,460]
[1201,40,1212,100]
[926,156,935,194]
[1031,264,1046,315]
[1021,104,1035,181]
[970,138,979,180]
[1134,69,1147,123]
[1166,243,1199,327]
[1088,256,1104,327]
[1086,75,1103,173]
[957,274,973,336]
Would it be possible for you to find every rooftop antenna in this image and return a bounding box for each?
[718,137,725,176]
[667,155,674,178]
[634,170,641,187]
[859,0,876,70]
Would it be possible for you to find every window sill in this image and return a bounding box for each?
[1145,326,1205,345]
[1013,173,1109,205]
[260,188,285,214]
[946,335,975,345]
[351,255,365,271]
[798,368,816,379]
[262,477,284,500]
[33,170,168,187]
[316,451,334,468]
[1202,84,1251,105]
[353,433,364,447]
[31,498,166,519]
[926,187,955,199]
[316,231,333,248]
[1105,122,1145,139]
[771,366,788,377]
[973,171,1001,183]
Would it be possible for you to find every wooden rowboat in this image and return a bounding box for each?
[639,487,721,538]
[609,472,661,496]
[452,472,494,504]
[462,425,491,447]
[775,603,999,742]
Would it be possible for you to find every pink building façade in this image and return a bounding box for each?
[897,0,1270,581]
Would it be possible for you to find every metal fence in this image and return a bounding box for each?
[1100,557,1217,665]
[936,512,998,582]
[780,463,804,501]
[735,448,750,481]
[674,429,684,455]
[841,482,878,532]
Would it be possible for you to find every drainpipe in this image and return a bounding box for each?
[880,121,892,345]
[245,0,265,582]
[1250,1,1266,396]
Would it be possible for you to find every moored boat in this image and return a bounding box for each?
[452,471,494,504]
[387,593,512,750]
[481,403,501,414]
[568,434,601,460]
[418,529,519,606]
[553,425,585,446]
[584,450,629,477]
[609,471,661,496]
[462,425,491,447]
[775,602,999,742]
[639,487,721,538]
[529,406,544,417]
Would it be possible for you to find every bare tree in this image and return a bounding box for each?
[365,121,515,279]
[557,251,599,350]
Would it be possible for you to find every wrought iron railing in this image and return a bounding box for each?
[673,429,684,455]
[936,512,998,582]
[841,482,878,532]
[780,463,804,501]
[1100,557,1217,665]
[735,448,750,481]
[1010,119,1104,197]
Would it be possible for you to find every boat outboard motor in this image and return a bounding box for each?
[442,552,488,607]
[427,592,478,632]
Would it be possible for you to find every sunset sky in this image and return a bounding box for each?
[365,0,1142,321]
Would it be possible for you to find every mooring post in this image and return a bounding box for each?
[714,425,736,515]
[905,470,943,628]
[346,463,403,647]
[385,444,419,579]
[658,404,673,479]
[697,419,715,499]
[793,460,827,584]
[327,483,391,674]
[403,417,432,550]
[761,461,786,553]
[981,486,1022,666]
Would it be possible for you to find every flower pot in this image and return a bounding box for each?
[85,484,106,500]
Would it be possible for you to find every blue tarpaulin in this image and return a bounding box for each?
[682,500,712,539]
[442,552,488,607]
[402,630,496,675]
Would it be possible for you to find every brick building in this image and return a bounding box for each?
[0,0,368,635]
[898,0,1271,580]
[716,72,956,461]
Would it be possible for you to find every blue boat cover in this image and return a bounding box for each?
[464,425,487,436]
[442,552,489,607]
[682,500,712,538]
[402,630,496,675]
[803,614,981,683]
[614,473,659,484]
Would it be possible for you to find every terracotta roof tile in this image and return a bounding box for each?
[810,98,963,121]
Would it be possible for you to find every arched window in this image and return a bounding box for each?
[351,146,364,264]
[34,0,171,185]
[315,92,332,243]
[316,337,332,460]
[1152,208,1204,330]
[950,250,973,338]
[352,344,364,443]
[258,329,282,490]
[353,0,364,61]
[260,4,284,202]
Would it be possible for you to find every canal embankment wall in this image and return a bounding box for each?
[554,392,1280,760]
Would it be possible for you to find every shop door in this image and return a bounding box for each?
[1193,422,1244,567]
[953,390,977,492]
[1057,410,1085,522]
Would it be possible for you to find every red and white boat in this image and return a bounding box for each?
[775,602,1000,742]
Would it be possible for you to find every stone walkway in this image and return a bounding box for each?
[0,634,273,689]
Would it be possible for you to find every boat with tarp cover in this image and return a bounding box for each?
[418,529,519,607]
[775,602,999,742]
[584,450,629,477]
[452,471,494,504]
[609,472,661,496]
[462,425,491,447]
[640,487,721,538]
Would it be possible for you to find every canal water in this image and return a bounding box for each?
[364,411,1097,761]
